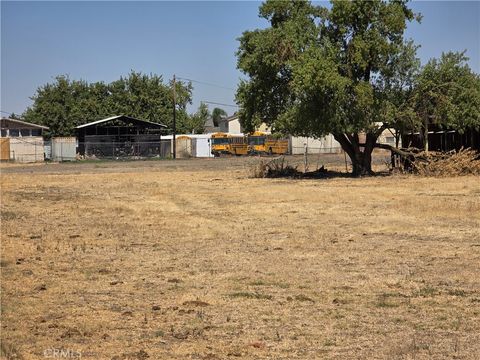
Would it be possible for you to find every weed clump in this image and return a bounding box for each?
[249,157,299,178]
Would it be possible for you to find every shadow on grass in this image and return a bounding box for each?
[303,168,392,179]
[261,167,391,180]
[249,157,392,180]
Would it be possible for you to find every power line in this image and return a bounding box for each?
[1,110,15,115]
[177,76,235,91]
[172,74,177,159]
[202,101,239,108]
[0,110,24,119]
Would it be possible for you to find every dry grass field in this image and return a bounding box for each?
[1,156,479,359]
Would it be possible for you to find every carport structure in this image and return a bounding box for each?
[76,115,168,158]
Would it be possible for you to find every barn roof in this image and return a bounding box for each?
[76,115,167,129]
[1,117,49,130]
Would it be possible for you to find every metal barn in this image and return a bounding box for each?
[402,125,480,152]
[76,115,168,158]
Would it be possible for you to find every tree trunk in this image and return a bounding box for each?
[351,150,373,176]
[333,132,377,176]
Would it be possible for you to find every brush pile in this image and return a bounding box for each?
[249,157,300,178]
[411,148,480,176]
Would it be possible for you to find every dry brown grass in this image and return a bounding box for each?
[1,157,479,359]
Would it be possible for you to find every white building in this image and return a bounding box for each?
[162,134,214,158]
[289,134,342,154]
[0,118,49,162]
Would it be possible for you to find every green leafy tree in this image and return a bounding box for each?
[236,0,421,175]
[23,76,88,136]
[7,113,23,120]
[184,102,209,134]
[211,107,228,127]
[378,40,421,148]
[23,71,192,136]
[412,51,480,151]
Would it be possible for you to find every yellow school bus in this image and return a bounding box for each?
[247,131,289,155]
[211,132,248,156]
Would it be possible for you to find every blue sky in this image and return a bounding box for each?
[1,1,479,118]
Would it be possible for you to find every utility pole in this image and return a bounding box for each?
[423,114,429,155]
[172,74,176,159]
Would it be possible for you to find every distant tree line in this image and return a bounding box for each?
[21,71,224,136]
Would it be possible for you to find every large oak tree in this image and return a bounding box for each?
[236,0,422,175]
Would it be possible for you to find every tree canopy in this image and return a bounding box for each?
[237,0,480,174]
[23,71,193,136]
[212,107,228,127]
[413,51,480,135]
[236,0,423,175]
[184,102,209,134]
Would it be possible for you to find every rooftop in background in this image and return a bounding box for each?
[75,115,167,129]
[1,117,49,130]
[219,114,239,123]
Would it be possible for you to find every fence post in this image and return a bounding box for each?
[303,142,308,173]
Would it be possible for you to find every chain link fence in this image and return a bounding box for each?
[290,145,342,155]
[79,140,172,159]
